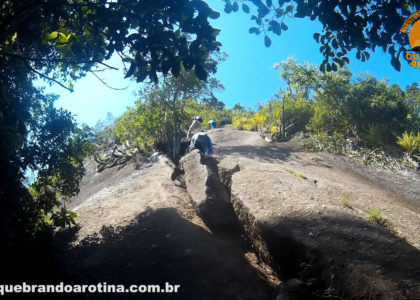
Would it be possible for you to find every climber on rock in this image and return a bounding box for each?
[187,116,203,139]
[206,119,216,130]
[188,130,213,155]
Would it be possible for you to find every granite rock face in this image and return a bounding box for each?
[208,129,420,300]
[180,149,240,234]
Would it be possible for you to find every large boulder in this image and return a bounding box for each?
[180,150,241,234]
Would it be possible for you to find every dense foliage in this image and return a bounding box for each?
[111,69,230,161]
[0,0,222,268]
[224,0,420,71]
[232,58,420,163]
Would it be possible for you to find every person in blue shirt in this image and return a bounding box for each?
[188,130,213,155]
[206,120,216,129]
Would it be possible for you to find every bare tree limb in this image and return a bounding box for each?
[0,50,118,70]
[89,71,128,90]
[98,62,119,71]
[24,61,73,92]
[90,69,107,73]
[116,51,128,73]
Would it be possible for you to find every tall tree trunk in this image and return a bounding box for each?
[281,94,285,139]
[164,102,171,154]
[172,89,180,162]
[180,97,187,114]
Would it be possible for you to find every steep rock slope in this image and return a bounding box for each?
[64,154,272,299]
[206,128,420,299]
[63,128,420,299]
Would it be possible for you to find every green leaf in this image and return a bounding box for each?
[211,28,221,38]
[195,65,207,81]
[269,20,282,35]
[285,5,294,14]
[232,2,239,12]
[46,31,58,40]
[125,62,136,78]
[264,35,271,47]
[183,56,194,70]
[391,56,401,71]
[276,8,284,17]
[172,61,181,77]
[208,10,220,19]
[333,57,344,67]
[224,2,233,13]
[280,22,288,31]
[320,62,326,72]
[257,5,270,18]
[249,27,261,35]
[326,63,332,72]
[242,3,250,13]
[58,32,68,44]
[294,3,308,18]
[136,68,148,83]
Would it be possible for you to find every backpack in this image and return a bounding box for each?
[188,133,208,154]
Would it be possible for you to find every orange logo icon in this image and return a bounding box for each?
[409,19,420,51]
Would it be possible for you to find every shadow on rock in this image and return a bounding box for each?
[180,150,244,236]
[259,214,420,299]
[53,208,273,299]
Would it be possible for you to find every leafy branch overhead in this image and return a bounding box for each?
[1,0,222,84]
[223,0,420,71]
[0,0,224,257]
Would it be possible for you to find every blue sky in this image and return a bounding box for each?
[39,1,419,127]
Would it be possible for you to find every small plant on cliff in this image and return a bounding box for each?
[368,209,382,223]
[340,194,351,208]
[396,131,420,156]
[283,168,295,174]
[363,124,387,146]
[297,173,307,179]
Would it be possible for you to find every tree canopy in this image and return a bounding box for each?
[114,66,224,161]
[0,0,223,263]
[1,0,222,83]
[233,57,420,147]
[223,0,420,71]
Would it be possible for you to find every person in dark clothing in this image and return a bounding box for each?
[187,130,213,155]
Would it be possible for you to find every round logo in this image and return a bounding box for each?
[400,10,420,68]
[409,19,420,51]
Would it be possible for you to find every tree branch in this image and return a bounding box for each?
[116,51,128,73]
[98,62,119,71]
[24,61,73,92]
[0,50,118,70]
[89,71,128,90]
